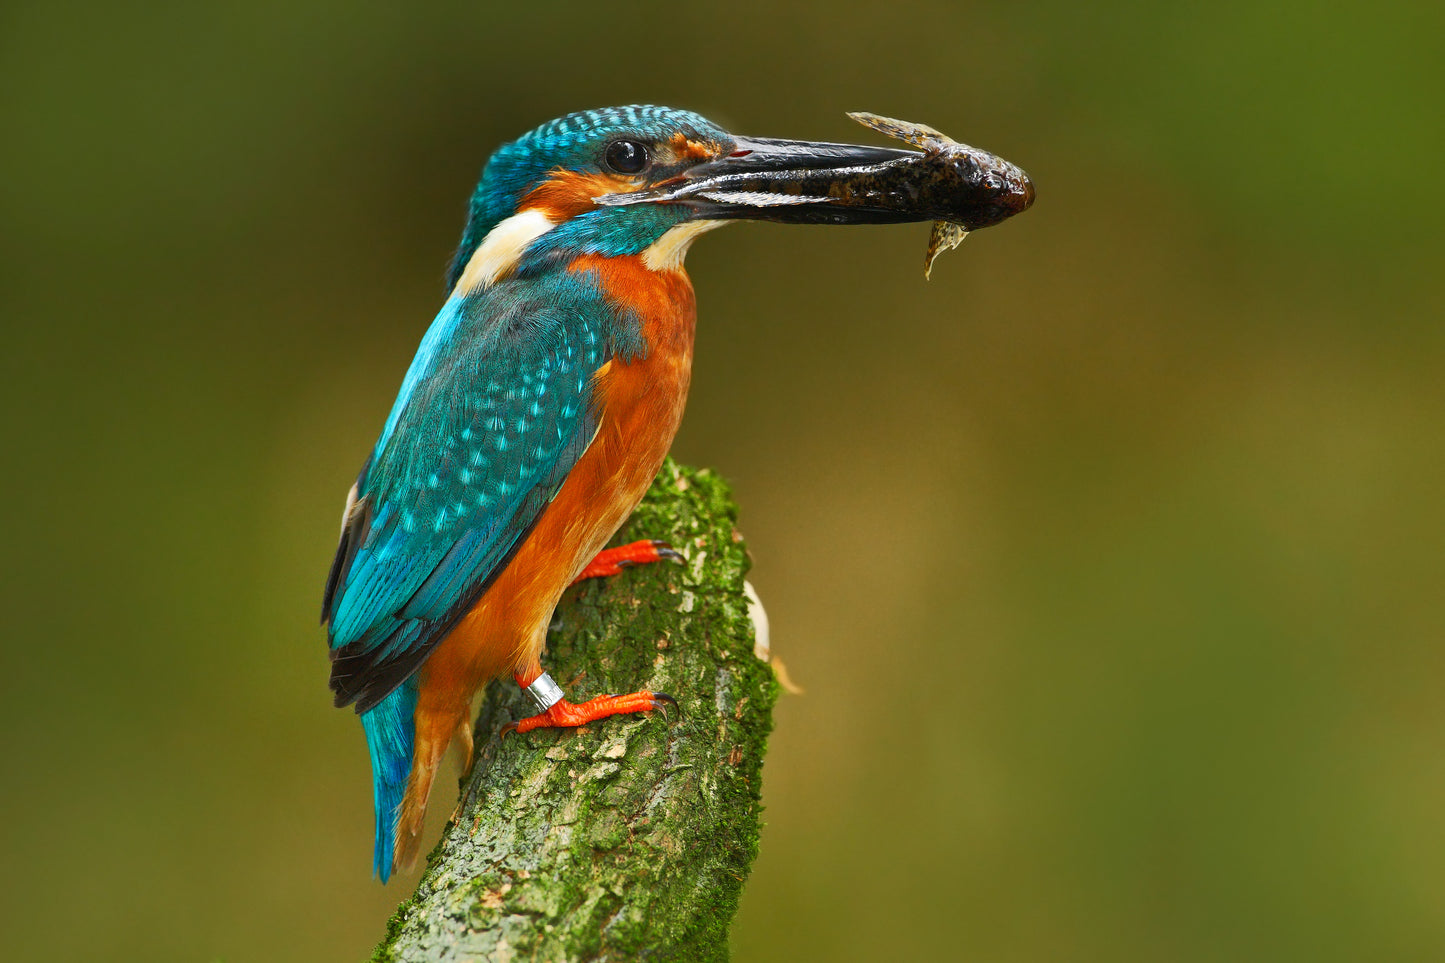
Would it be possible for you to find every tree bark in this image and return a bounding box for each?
[372,460,778,963]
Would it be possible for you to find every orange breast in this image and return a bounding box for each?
[417,255,698,707]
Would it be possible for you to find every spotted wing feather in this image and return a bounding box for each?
[322,278,616,713]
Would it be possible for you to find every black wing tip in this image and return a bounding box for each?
[329,640,426,715]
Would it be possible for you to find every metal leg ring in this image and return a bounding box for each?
[525,671,565,712]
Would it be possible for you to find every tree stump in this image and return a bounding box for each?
[372,460,778,962]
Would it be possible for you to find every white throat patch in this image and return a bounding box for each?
[641,219,725,273]
[453,209,555,295]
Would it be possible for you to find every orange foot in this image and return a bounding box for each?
[570,539,682,586]
[505,691,677,736]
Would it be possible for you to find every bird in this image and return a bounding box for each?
[321,105,1033,881]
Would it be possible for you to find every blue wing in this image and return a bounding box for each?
[323,272,624,713]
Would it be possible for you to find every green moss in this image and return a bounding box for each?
[372,460,778,962]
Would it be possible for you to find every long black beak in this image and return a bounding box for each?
[599,132,1035,232]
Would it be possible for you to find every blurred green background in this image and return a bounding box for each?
[3,0,1442,960]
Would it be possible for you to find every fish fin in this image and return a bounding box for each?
[847,111,954,150]
[925,221,969,279]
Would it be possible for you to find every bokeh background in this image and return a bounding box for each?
[3,1,1442,960]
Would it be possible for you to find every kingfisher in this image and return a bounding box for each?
[321,105,1033,881]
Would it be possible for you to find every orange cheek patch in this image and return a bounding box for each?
[667,132,714,162]
[519,170,636,219]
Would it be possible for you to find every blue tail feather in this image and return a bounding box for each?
[360,680,417,882]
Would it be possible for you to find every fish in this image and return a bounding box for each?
[846,112,1033,277]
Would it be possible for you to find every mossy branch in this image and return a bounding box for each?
[372,460,778,963]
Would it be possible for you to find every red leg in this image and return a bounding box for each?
[570,539,682,586]
[505,670,675,736]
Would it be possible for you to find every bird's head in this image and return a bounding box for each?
[447,105,1033,293]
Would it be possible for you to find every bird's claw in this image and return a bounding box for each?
[650,541,685,564]
[504,689,676,736]
[650,691,679,721]
[609,540,684,570]
[570,539,684,585]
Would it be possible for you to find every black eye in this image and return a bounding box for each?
[984,172,1007,193]
[604,140,649,174]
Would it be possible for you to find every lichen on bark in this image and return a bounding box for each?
[373,459,778,962]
